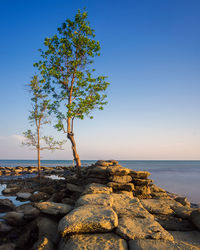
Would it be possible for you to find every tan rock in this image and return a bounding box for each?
[130,170,151,179]
[109,175,132,183]
[116,216,174,241]
[58,233,127,250]
[141,198,183,215]
[108,182,134,191]
[34,202,73,215]
[83,183,112,194]
[112,193,153,219]
[76,193,113,207]
[58,205,118,236]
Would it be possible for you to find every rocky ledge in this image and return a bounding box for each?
[0,160,200,249]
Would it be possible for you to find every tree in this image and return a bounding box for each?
[34,9,109,177]
[23,75,65,177]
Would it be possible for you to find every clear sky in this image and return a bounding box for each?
[0,0,200,160]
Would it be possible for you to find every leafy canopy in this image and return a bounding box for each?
[34,9,109,132]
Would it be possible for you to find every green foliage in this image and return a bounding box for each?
[34,9,109,132]
[23,75,66,151]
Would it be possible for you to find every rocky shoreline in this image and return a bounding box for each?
[0,160,200,249]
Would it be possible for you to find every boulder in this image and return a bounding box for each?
[16,204,40,220]
[58,205,118,237]
[83,183,112,194]
[132,178,153,186]
[61,197,75,206]
[129,239,199,250]
[32,237,54,250]
[173,206,193,219]
[134,186,151,198]
[16,192,32,200]
[76,193,113,207]
[108,182,134,191]
[3,211,24,226]
[36,217,59,244]
[111,193,153,219]
[0,199,15,212]
[175,196,191,207]
[141,198,183,215]
[116,216,174,241]
[34,201,73,216]
[58,233,127,250]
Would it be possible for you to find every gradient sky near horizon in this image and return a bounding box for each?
[0,0,200,160]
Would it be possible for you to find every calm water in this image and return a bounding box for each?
[0,160,200,204]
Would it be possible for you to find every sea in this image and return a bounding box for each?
[0,160,200,204]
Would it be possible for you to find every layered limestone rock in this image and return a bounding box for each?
[58,205,118,236]
[34,202,73,216]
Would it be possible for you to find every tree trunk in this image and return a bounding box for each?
[67,132,81,177]
[37,127,41,178]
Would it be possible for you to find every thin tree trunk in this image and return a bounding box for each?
[37,126,41,178]
[67,117,81,177]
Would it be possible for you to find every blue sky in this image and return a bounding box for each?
[0,0,200,160]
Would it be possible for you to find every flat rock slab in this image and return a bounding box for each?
[83,183,113,194]
[111,193,153,219]
[129,239,199,250]
[3,212,24,226]
[58,205,118,237]
[141,198,183,215]
[59,233,127,250]
[169,230,200,248]
[16,192,32,200]
[130,171,151,179]
[116,216,174,241]
[76,193,113,207]
[34,202,73,215]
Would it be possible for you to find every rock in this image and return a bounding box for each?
[34,201,73,216]
[58,205,118,237]
[116,216,174,241]
[3,211,24,226]
[169,231,200,248]
[130,171,151,179]
[16,192,32,200]
[76,193,113,207]
[0,221,13,233]
[58,233,128,250]
[175,196,191,207]
[0,199,15,212]
[83,183,112,194]
[132,178,153,186]
[32,237,54,250]
[95,160,114,167]
[141,198,183,215]
[36,217,59,244]
[128,239,199,250]
[134,186,151,198]
[0,243,16,250]
[16,204,40,220]
[61,197,75,206]
[111,193,153,219]
[109,175,132,183]
[66,183,83,193]
[108,182,134,191]
[2,187,19,195]
[150,184,166,193]
[155,214,195,231]
[190,209,200,230]
[30,192,50,202]
[173,206,193,219]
